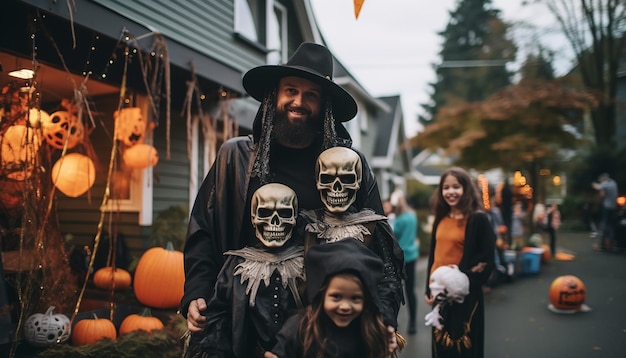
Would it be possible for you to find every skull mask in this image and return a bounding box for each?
[316,147,362,213]
[429,265,469,303]
[251,183,298,248]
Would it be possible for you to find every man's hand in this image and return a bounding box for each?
[186,298,208,332]
[264,352,278,358]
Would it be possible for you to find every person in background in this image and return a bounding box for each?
[510,202,526,250]
[391,191,419,335]
[544,203,561,257]
[266,239,401,358]
[485,196,509,290]
[500,179,513,245]
[182,42,404,350]
[592,173,619,251]
[383,199,396,227]
[424,167,495,358]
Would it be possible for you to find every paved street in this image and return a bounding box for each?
[397,231,626,357]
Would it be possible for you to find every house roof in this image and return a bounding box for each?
[332,59,390,112]
[370,95,411,170]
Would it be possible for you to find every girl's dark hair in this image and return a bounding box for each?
[298,273,388,358]
[430,166,483,221]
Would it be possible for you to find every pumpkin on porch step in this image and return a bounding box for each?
[119,308,164,335]
[23,306,71,347]
[93,266,132,291]
[71,314,116,346]
[133,242,184,309]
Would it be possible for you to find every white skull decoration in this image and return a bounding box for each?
[23,306,71,347]
[251,183,298,248]
[429,265,470,303]
[42,111,85,150]
[316,147,362,213]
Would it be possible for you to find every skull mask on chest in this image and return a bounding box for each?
[251,183,298,248]
[316,147,362,213]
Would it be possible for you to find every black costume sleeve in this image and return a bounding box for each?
[459,212,496,288]
[355,150,405,328]
[270,313,303,358]
[182,138,252,317]
[198,257,237,358]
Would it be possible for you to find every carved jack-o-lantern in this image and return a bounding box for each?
[315,147,362,213]
[23,306,71,347]
[549,275,586,311]
[115,107,147,146]
[42,111,85,150]
[251,183,298,248]
[1,125,41,180]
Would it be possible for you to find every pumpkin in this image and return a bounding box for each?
[71,314,116,346]
[119,308,164,335]
[133,242,184,309]
[122,143,159,169]
[23,306,71,347]
[93,266,132,291]
[51,153,96,197]
[549,275,586,311]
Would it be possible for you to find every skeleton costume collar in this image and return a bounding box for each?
[301,208,386,243]
[225,245,304,308]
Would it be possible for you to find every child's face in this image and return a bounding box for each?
[323,273,364,328]
[442,174,464,209]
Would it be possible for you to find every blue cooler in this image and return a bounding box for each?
[521,248,543,274]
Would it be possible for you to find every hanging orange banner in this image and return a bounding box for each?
[354,0,364,19]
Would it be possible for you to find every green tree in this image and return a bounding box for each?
[531,0,626,150]
[409,53,598,186]
[420,0,517,125]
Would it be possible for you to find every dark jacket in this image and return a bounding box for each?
[199,245,304,357]
[425,211,495,358]
[182,122,404,327]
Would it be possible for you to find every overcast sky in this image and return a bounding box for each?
[309,0,573,137]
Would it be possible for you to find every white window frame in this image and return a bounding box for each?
[101,96,153,225]
[234,0,289,64]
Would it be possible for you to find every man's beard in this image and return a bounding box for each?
[273,108,322,147]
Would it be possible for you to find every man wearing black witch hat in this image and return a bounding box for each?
[182,42,405,349]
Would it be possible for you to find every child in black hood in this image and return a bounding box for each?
[266,239,399,358]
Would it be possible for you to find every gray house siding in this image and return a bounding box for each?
[91,0,265,73]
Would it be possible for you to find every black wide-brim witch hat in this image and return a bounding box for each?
[242,42,358,122]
